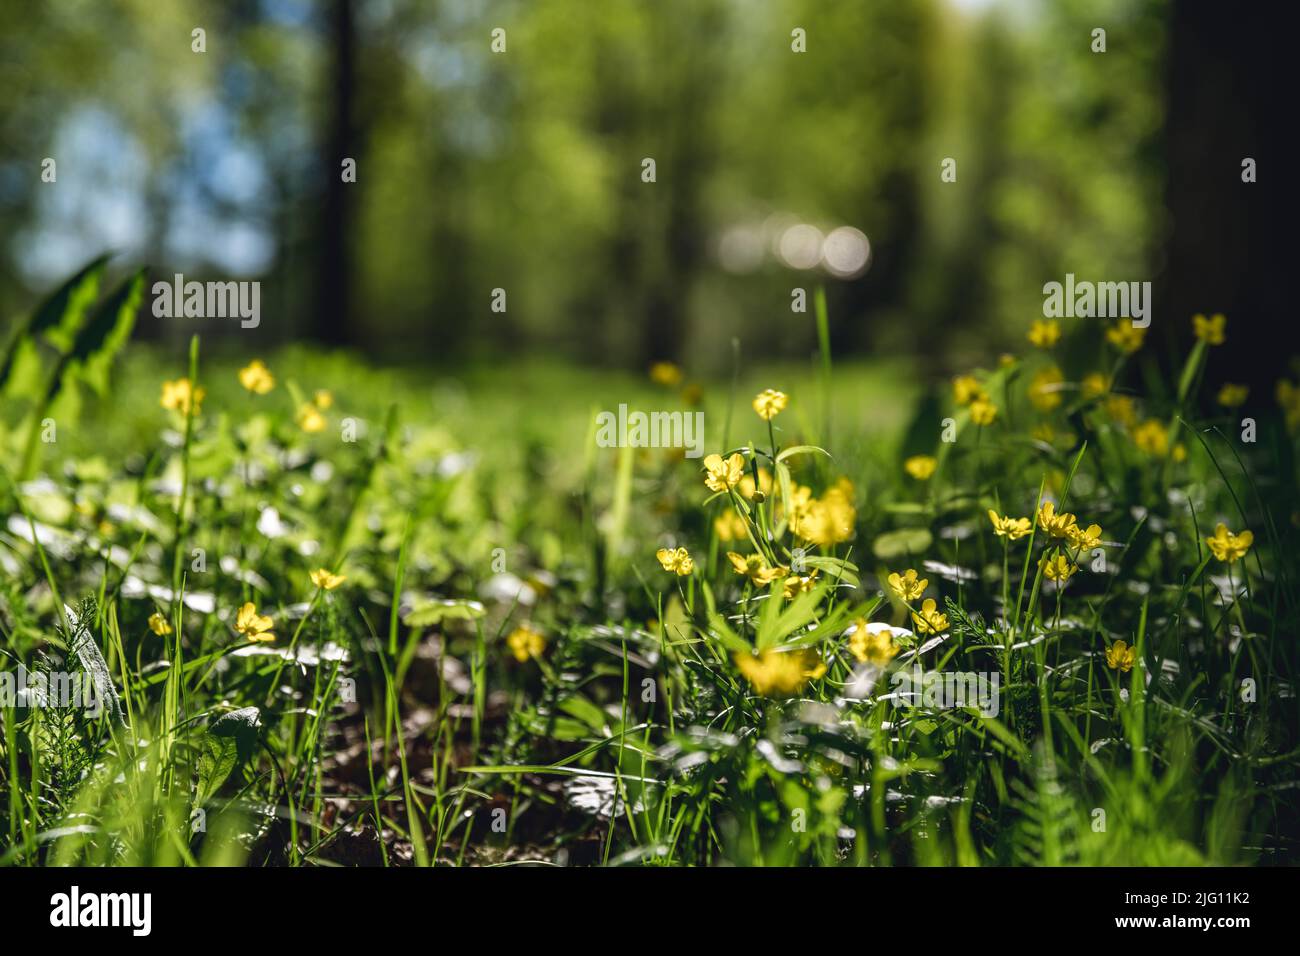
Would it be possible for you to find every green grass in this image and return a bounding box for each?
[0,315,1296,866]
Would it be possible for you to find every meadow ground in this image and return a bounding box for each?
[1,287,1296,866]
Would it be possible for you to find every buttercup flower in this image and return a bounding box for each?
[298,403,327,433]
[238,359,275,395]
[904,455,938,480]
[969,398,998,426]
[1027,319,1061,348]
[148,612,172,636]
[314,389,334,410]
[952,375,985,406]
[655,547,694,576]
[1205,523,1253,564]
[1081,372,1109,399]
[1041,553,1077,581]
[796,481,856,547]
[1106,639,1137,672]
[911,598,949,636]
[1277,379,1300,432]
[1192,313,1226,346]
[738,467,773,500]
[1133,419,1186,460]
[1106,322,1146,353]
[1067,523,1103,550]
[1028,366,1064,412]
[727,551,788,587]
[1105,395,1137,427]
[507,625,546,662]
[160,378,205,416]
[703,452,745,492]
[235,602,275,643]
[1037,500,1078,538]
[988,510,1032,540]
[887,569,927,602]
[311,568,346,590]
[752,388,788,421]
[713,510,749,542]
[848,620,901,666]
[782,571,819,600]
[1217,383,1248,408]
[649,361,683,386]
[733,648,825,697]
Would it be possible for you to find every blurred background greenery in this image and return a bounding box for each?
[0,0,1285,385]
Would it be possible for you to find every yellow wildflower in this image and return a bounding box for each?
[1067,523,1103,550]
[752,388,788,421]
[1278,380,1300,432]
[1027,319,1061,348]
[782,571,819,600]
[798,482,856,547]
[1106,640,1137,672]
[1028,366,1064,412]
[904,455,938,480]
[848,620,900,666]
[313,389,334,410]
[1081,372,1109,399]
[1106,322,1146,353]
[738,467,773,500]
[988,510,1032,541]
[733,648,825,697]
[1133,419,1186,460]
[1105,395,1137,427]
[649,361,683,386]
[726,552,788,587]
[911,598,949,636]
[887,569,927,602]
[310,568,346,590]
[1192,313,1226,346]
[235,602,275,643]
[297,403,327,433]
[507,625,546,662]
[1037,501,1078,538]
[1217,383,1248,408]
[1041,553,1077,581]
[703,453,745,493]
[160,378,205,416]
[655,547,694,576]
[713,510,749,542]
[148,612,172,636]
[970,398,998,426]
[238,359,275,395]
[1205,523,1253,564]
[952,375,985,406]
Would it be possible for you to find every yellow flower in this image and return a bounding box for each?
[1133,419,1185,460]
[160,378,205,416]
[1081,372,1109,399]
[733,648,825,697]
[313,389,334,410]
[904,455,938,480]
[910,598,949,636]
[969,398,998,426]
[1028,366,1064,412]
[1106,322,1146,354]
[238,359,275,395]
[148,612,172,636]
[1067,523,1103,550]
[1105,395,1137,427]
[887,569,927,602]
[1192,313,1226,346]
[703,452,745,493]
[797,482,856,547]
[752,388,788,421]
[1041,553,1077,581]
[988,510,1032,541]
[782,571,819,600]
[310,568,346,590]
[713,510,749,542]
[235,601,276,643]
[1278,379,1300,432]
[726,552,788,587]
[655,547,694,576]
[1037,501,1078,538]
[1027,319,1061,348]
[952,375,985,406]
[1106,639,1137,672]
[1217,383,1249,408]
[1205,523,1253,564]
[738,467,773,500]
[297,403,327,433]
[649,361,683,386]
[848,620,900,666]
[507,625,546,662]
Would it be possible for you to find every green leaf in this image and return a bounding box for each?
[872,527,933,560]
[403,598,486,627]
[0,254,110,395]
[775,444,830,464]
[196,707,262,807]
[64,269,146,396]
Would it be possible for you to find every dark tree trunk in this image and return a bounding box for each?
[316,0,355,347]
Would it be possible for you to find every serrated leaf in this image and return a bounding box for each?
[196,707,262,806]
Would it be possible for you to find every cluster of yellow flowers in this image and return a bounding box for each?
[952,375,998,426]
[160,378,205,416]
[507,624,546,663]
[161,360,333,434]
[884,568,949,636]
